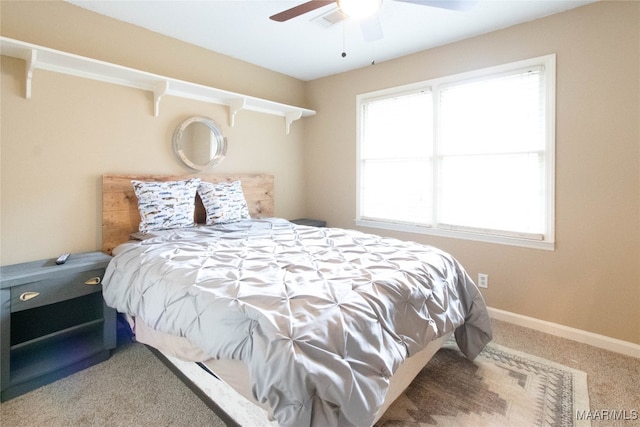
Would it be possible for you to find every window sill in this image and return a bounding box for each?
[354,219,555,251]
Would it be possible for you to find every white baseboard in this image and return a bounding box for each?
[487,307,640,359]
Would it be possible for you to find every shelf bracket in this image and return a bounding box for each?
[25,49,37,99]
[285,110,303,134]
[153,80,170,117]
[227,98,247,127]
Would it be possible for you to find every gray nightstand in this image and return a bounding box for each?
[0,251,116,402]
[291,218,326,227]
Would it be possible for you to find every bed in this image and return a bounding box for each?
[101,173,492,427]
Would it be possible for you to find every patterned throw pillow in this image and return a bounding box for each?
[132,178,201,233]
[198,180,251,224]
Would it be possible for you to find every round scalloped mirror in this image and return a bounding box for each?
[173,116,227,171]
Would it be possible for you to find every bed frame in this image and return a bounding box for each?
[101,173,274,255]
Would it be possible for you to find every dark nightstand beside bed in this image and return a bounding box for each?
[290,218,326,227]
[0,251,116,402]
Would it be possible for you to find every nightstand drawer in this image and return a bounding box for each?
[9,269,105,313]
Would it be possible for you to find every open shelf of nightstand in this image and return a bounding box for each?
[10,324,106,386]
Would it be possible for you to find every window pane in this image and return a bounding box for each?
[360,90,433,225]
[439,69,544,156]
[361,158,432,225]
[437,67,546,236]
[362,91,432,159]
[438,153,545,234]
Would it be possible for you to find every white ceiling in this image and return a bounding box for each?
[65,0,596,81]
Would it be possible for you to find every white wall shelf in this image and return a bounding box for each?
[0,37,315,134]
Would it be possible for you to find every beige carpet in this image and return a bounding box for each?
[1,322,597,427]
[0,342,224,427]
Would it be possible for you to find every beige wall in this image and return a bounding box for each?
[305,1,640,345]
[0,1,309,264]
[2,1,639,346]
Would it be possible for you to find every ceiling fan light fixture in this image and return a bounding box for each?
[338,0,381,19]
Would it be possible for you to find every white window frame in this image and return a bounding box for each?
[355,54,556,250]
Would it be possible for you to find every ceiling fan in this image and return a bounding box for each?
[270,0,477,42]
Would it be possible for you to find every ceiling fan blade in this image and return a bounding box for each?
[394,0,478,11]
[360,14,383,42]
[270,1,335,22]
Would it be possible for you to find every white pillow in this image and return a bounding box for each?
[198,180,250,224]
[132,178,201,233]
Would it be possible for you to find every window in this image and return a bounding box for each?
[356,55,555,250]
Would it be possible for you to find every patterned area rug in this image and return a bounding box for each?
[377,341,590,427]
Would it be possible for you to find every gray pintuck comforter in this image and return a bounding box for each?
[102,219,492,427]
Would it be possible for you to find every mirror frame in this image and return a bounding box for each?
[172,116,227,171]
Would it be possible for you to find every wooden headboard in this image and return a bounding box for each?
[102,174,274,255]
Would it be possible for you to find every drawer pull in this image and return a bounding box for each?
[19,291,40,302]
[85,277,101,285]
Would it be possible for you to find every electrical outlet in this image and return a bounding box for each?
[478,273,489,288]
